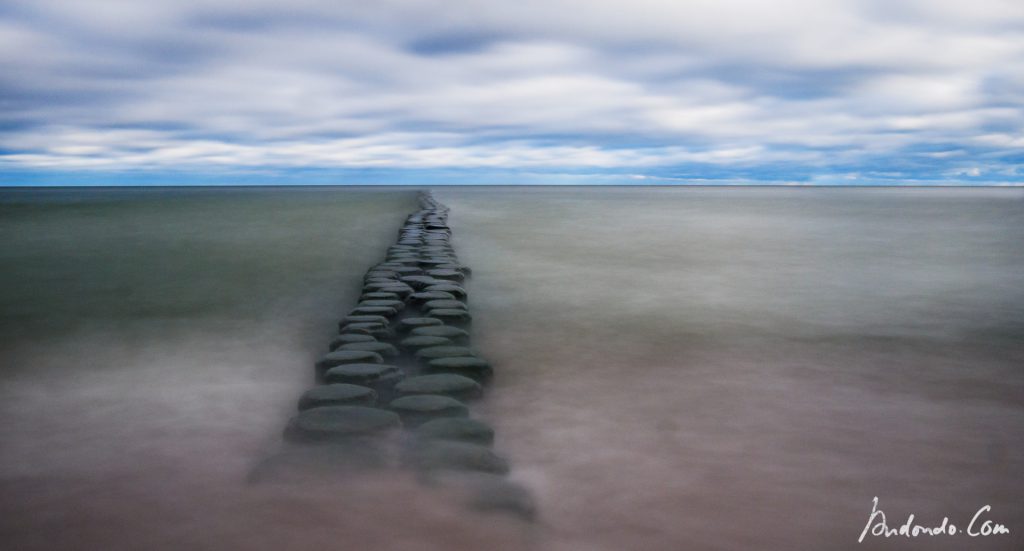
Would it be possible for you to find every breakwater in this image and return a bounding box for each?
[258,191,534,521]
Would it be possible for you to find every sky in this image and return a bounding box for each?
[1,0,1022,186]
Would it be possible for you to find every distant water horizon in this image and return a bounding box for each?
[4,182,1024,188]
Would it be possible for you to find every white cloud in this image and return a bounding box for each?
[0,0,1022,179]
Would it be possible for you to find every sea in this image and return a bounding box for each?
[1,186,1021,550]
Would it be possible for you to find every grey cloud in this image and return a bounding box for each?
[0,0,1022,180]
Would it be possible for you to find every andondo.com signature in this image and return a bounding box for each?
[859,497,1010,542]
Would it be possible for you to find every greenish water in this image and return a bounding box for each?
[0,188,415,332]
[1,186,1022,550]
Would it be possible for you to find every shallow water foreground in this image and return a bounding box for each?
[1,186,1023,550]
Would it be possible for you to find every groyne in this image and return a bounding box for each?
[257,191,534,521]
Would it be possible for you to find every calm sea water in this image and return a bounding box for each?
[1,186,1022,550]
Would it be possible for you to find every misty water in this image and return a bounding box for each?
[1,186,1022,550]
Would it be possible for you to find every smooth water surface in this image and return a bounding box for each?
[1,186,1022,550]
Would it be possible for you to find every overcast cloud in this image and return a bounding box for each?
[1,0,1022,184]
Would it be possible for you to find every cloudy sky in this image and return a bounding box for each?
[1,0,1022,185]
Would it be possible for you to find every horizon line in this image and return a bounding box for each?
[4,183,1024,189]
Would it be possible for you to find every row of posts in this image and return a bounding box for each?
[264,191,535,520]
